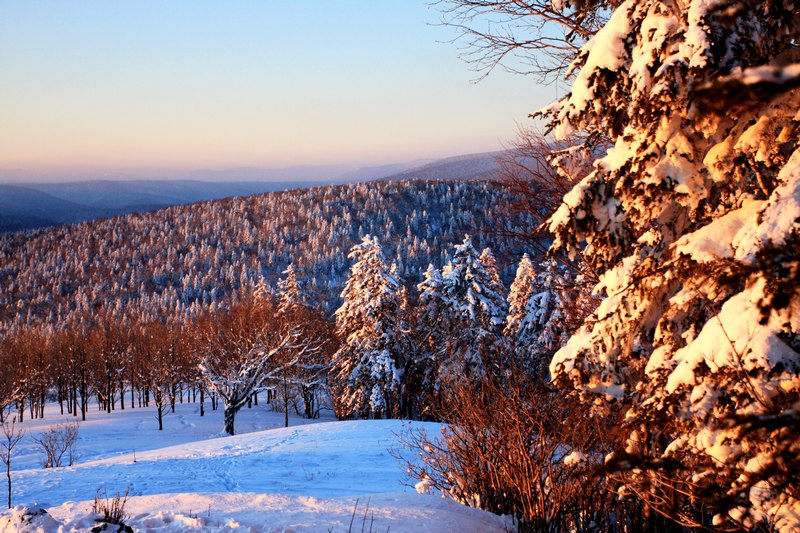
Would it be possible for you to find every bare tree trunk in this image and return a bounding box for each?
[155,388,165,431]
[80,377,88,421]
[224,404,237,435]
[282,380,290,428]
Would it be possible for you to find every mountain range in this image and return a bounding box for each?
[0,151,505,233]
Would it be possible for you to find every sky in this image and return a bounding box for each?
[0,1,557,180]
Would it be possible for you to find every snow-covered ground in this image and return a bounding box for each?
[1,402,508,531]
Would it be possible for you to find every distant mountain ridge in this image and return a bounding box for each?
[380,151,504,182]
[0,151,507,233]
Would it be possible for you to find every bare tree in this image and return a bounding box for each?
[492,127,605,280]
[197,297,321,435]
[271,296,337,426]
[433,0,615,82]
[1,416,25,508]
[134,323,173,431]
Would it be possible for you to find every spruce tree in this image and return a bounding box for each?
[276,264,301,313]
[331,236,405,419]
[436,236,507,387]
[413,264,447,411]
[542,1,800,528]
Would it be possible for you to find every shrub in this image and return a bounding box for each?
[92,487,131,532]
[398,366,637,532]
[32,422,80,468]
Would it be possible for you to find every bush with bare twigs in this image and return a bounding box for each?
[92,488,131,532]
[397,365,642,532]
[32,421,80,469]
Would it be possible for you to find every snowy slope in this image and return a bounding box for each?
[1,404,507,531]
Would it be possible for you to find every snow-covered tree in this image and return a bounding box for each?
[434,236,507,388]
[543,1,800,529]
[478,247,504,299]
[253,276,271,302]
[331,236,405,419]
[505,254,550,374]
[505,255,589,378]
[505,254,537,339]
[276,264,301,313]
[408,264,448,415]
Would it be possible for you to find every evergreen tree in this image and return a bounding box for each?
[478,247,504,300]
[543,1,800,528]
[411,264,447,414]
[505,256,580,378]
[505,254,547,374]
[331,236,405,419]
[436,236,507,387]
[253,276,271,302]
[276,264,301,313]
[505,253,537,341]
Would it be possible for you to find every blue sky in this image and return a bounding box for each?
[0,1,557,177]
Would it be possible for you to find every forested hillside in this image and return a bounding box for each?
[0,179,531,331]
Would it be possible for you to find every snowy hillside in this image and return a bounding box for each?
[0,405,507,532]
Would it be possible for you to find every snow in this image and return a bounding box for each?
[732,63,800,87]
[663,280,800,398]
[1,404,508,532]
[677,147,800,265]
[3,492,506,533]
[562,451,586,467]
[734,148,800,263]
[674,199,764,262]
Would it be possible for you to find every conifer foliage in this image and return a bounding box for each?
[542,0,800,528]
[424,236,507,391]
[331,236,406,419]
[276,264,301,314]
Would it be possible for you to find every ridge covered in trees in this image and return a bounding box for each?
[0,179,533,331]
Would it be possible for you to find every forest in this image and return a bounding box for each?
[0,178,544,434]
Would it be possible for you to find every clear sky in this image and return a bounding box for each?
[0,1,556,179]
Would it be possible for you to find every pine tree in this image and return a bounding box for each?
[331,236,405,419]
[505,254,537,339]
[505,254,548,375]
[253,276,271,302]
[542,1,800,528]
[505,256,582,378]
